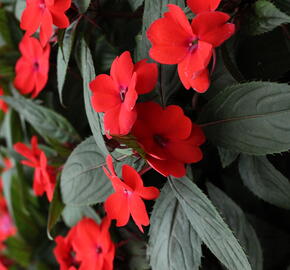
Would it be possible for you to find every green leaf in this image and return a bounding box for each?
[207,183,263,270]
[61,136,145,206]
[74,0,91,13]
[199,82,290,155]
[169,176,252,270]
[218,147,239,168]
[274,0,290,15]
[128,0,144,11]
[57,21,77,105]
[0,9,13,46]
[148,183,202,270]
[6,236,32,268]
[2,93,80,144]
[47,177,64,240]
[80,38,109,157]
[247,0,290,35]
[239,155,290,209]
[62,205,100,227]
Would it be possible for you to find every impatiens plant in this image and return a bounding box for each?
[0,0,290,269]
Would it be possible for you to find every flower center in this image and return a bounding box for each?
[153,134,168,148]
[96,245,103,254]
[39,0,46,10]
[123,189,132,196]
[188,39,198,53]
[120,86,128,102]
[33,61,40,71]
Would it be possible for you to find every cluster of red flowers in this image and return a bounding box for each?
[0,0,236,268]
[14,136,56,202]
[147,0,235,92]
[54,217,115,270]
[0,159,16,270]
[13,0,71,98]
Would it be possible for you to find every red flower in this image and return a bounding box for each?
[147,4,235,92]
[20,0,71,46]
[103,155,159,232]
[0,262,6,270]
[90,51,158,136]
[0,88,8,113]
[13,136,56,201]
[54,227,80,270]
[71,217,115,270]
[14,36,50,98]
[187,0,221,14]
[132,102,205,177]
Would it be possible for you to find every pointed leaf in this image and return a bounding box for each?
[169,176,252,270]
[207,183,263,270]
[239,154,290,209]
[80,38,109,157]
[148,183,202,270]
[199,82,290,155]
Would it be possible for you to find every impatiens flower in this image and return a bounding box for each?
[147,4,235,92]
[14,36,50,98]
[54,227,80,270]
[132,102,205,177]
[90,51,158,136]
[103,155,160,232]
[0,88,8,113]
[187,0,221,14]
[71,217,115,270]
[13,136,56,201]
[20,0,71,46]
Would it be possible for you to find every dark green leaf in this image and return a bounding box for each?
[57,21,77,105]
[62,205,100,227]
[199,82,290,155]
[0,9,13,46]
[73,0,91,13]
[274,0,290,15]
[218,147,239,168]
[80,38,109,157]
[247,0,290,35]
[128,0,144,11]
[239,155,290,209]
[2,93,80,144]
[148,183,202,270]
[61,136,145,206]
[169,176,251,270]
[6,237,32,268]
[207,183,263,270]
[47,177,64,240]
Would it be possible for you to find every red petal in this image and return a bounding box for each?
[39,11,53,46]
[147,155,186,177]
[189,68,210,93]
[187,0,220,14]
[14,143,36,163]
[51,0,71,11]
[105,155,117,177]
[138,186,160,200]
[147,5,194,64]
[33,168,45,196]
[128,194,149,232]
[134,60,158,94]
[50,9,70,28]
[177,40,213,86]
[110,51,134,88]
[122,165,143,190]
[90,74,120,112]
[104,192,130,227]
[192,12,235,47]
[166,140,203,163]
[186,123,206,146]
[123,72,138,111]
[20,3,42,35]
